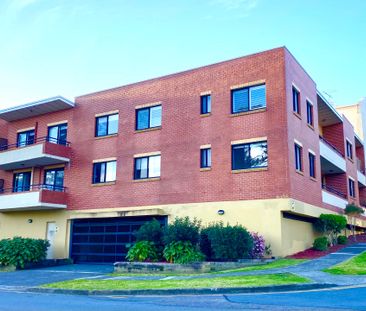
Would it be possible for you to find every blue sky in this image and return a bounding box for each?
[0,0,365,109]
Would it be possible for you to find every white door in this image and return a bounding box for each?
[46,222,57,259]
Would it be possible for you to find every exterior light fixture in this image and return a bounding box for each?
[28,219,33,223]
[217,209,225,215]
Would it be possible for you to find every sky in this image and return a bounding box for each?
[0,0,365,109]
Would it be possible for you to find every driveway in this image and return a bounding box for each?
[0,264,113,288]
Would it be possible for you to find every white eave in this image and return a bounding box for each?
[0,96,75,122]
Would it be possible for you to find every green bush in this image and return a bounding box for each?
[126,241,159,262]
[135,219,164,251]
[200,223,253,260]
[163,217,201,245]
[337,235,348,245]
[314,214,347,245]
[163,241,205,264]
[313,236,328,251]
[0,237,49,269]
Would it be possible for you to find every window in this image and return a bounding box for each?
[200,148,211,168]
[232,141,268,170]
[13,171,31,192]
[95,114,119,137]
[309,152,316,178]
[292,86,300,114]
[136,105,162,130]
[44,168,64,191]
[306,101,313,126]
[92,161,117,184]
[231,84,266,114]
[200,95,211,114]
[346,140,353,160]
[349,178,355,198]
[294,143,303,171]
[17,129,35,147]
[48,123,67,145]
[134,155,161,179]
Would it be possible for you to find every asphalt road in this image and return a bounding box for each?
[0,286,365,311]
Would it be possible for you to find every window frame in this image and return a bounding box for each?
[349,178,355,198]
[48,123,68,145]
[134,155,161,180]
[308,152,316,178]
[294,143,303,172]
[92,160,117,184]
[346,140,353,160]
[292,86,301,115]
[306,100,314,126]
[17,129,35,147]
[95,113,119,137]
[12,171,32,192]
[231,140,268,171]
[231,84,266,114]
[44,167,65,191]
[135,105,162,131]
[200,94,211,115]
[200,148,212,168]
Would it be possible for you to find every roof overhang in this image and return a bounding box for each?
[355,133,364,147]
[317,92,343,127]
[0,96,75,122]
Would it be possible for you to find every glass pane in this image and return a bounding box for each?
[48,126,58,144]
[93,163,106,183]
[200,149,211,168]
[13,172,31,192]
[107,114,119,135]
[250,142,268,168]
[106,161,117,182]
[150,106,162,128]
[148,155,161,178]
[250,85,266,109]
[207,149,212,167]
[232,145,247,170]
[96,116,108,136]
[135,157,148,179]
[232,88,249,113]
[55,170,65,191]
[59,124,68,145]
[137,109,149,130]
[27,131,35,145]
[17,133,27,147]
[45,170,56,190]
[201,95,211,114]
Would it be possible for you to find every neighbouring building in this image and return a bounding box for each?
[0,47,365,262]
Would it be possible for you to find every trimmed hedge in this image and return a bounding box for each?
[0,237,49,269]
[313,236,328,251]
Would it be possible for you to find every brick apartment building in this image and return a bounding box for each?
[0,47,365,262]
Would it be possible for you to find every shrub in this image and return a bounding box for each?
[313,236,328,251]
[337,235,348,245]
[135,219,164,251]
[249,232,266,259]
[200,223,253,261]
[126,241,158,262]
[314,214,347,245]
[163,241,205,264]
[345,204,364,240]
[163,217,201,245]
[0,237,49,269]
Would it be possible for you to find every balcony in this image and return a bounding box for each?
[319,136,346,174]
[0,137,71,171]
[0,184,67,212]
[321,184,348,209]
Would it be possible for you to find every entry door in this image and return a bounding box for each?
[46,222,57,259]
[13,172,31,192]
[44,168,64,191]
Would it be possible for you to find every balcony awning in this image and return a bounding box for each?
[0,96,75,122]
[317,92,343,127]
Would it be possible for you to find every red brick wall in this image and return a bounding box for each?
[322,124,345,156]
[324,173,347,196]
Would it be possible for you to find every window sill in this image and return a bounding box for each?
[135,127,162,134]
[231,167,268,174]
[200,113,211,118]
[91,181,116,187]
[307,123,314,131]
[95,133,118,140]
[347,157,354,163]
[293,112,302,120]
[230,108,266,118]
[133,177,161,183]
[310,176,317,182]
[295,169,304,176]
[200,167,212,172]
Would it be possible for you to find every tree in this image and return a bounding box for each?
[345,203,364,241]
[314,214,347,246]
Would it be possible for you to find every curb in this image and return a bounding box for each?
[27,283,338,296]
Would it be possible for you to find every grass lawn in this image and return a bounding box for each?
[42,273,309,291]
[324,251,366,275]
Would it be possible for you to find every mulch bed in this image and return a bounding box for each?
[288,234,366,259]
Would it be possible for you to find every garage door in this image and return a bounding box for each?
[71,216,167,263]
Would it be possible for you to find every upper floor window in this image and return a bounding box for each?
[346,140,353,160]
[309,152,316,178]
[294,143,303,172]
[95,113,119,137]
[17,129,35,147]
[232,141,268,170]
[44,167,64,191]
[349,178,355,198]
[92,160,117,184]
[292,86,300,115]
[231,84,266,114]
[306,101,313,126]
[200,148,212,168]
[13,171,31,192]
[48,123,67,145]
[134,154,161,179]
[200,95,211,114]
[136,105,162,130]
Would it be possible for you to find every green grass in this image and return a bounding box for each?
[42,273,309,291]
[324,251,366,275]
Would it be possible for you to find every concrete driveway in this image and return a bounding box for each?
[0,264,113,288]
